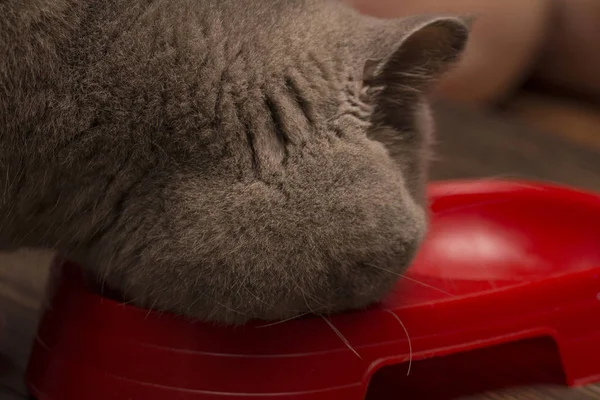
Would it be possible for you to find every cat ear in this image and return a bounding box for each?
[361,15,472,93]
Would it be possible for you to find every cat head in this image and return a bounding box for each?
[72,0,470,324]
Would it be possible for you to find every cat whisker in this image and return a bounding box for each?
[145,297,159,320]
[184,297,201,316]
[99,250,119,300]
[294,282,330,310]
[365,263,454,297]
[433,198,518,218]
[320,315,362,360]
[447,174,550,191]
[256,312,312,328]
[384,309,413,376]
[399,275,455,297]
[118,294,147,307]
[242,286,273,308]
[234,268,274,309]
[256,303,330,328]
[282,290,345,343]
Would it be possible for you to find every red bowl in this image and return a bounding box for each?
[26,180,600,400]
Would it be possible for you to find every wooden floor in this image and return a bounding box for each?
[1,95,599,399]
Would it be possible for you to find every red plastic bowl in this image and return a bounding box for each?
[26,180,600,400]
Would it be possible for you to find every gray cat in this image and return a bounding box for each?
[0,0,469,324]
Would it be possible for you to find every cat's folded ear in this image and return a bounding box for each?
[361,15,473,94]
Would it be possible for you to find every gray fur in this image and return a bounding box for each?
[0,0,469,324]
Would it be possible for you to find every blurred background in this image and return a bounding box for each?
[1,1,600,399]
[346,0,600,169]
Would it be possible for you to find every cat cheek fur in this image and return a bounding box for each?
[1,1,470,324]
[87,139,430,325]
[85,13,468,324]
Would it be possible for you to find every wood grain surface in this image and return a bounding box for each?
[1,101,599,399]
